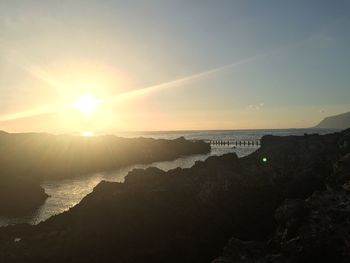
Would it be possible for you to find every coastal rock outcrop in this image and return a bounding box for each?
[213,130,350,263]
[0,129,349,262]
[0,132,209,216]
[0,132,210,180]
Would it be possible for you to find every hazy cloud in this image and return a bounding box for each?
[248,103,265,110]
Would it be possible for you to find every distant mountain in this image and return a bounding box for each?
[314,111,350,129]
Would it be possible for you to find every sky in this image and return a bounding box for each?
[0,0,349,133]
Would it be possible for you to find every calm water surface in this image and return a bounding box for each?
[0,128,338,226]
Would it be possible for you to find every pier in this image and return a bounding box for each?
[207,139,261,147]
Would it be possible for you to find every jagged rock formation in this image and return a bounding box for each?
[0,131,209,216]
[0,130,349,262]
[213,135,350,263]
[314,111,350,129]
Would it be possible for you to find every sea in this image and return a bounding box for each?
[0,128,339,227]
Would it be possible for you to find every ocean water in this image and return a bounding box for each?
[0,128,338,226]
[115,128,339,142]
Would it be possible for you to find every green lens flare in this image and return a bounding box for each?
[262,157,267,162]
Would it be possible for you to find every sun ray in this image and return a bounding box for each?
[0,42,298,122]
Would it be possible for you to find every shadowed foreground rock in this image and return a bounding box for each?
[214,138,350,263]
[0,177,49,215]
[0,129,349,262]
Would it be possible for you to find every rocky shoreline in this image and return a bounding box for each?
[0,129,349,262]
[0,131,210,216]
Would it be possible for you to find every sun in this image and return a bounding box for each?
[82,131,94,137]
[74,94,98,114]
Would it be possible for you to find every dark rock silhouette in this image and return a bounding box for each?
[314,111,350,129]
[0,131,209,215]
[214,130,350,263]
[0,129,349,262]
[214,185,350,262]
[0,177,49,215]
[0,131,210,179]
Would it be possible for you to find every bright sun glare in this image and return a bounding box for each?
[82,131,94,137]
[74,94,98,114]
